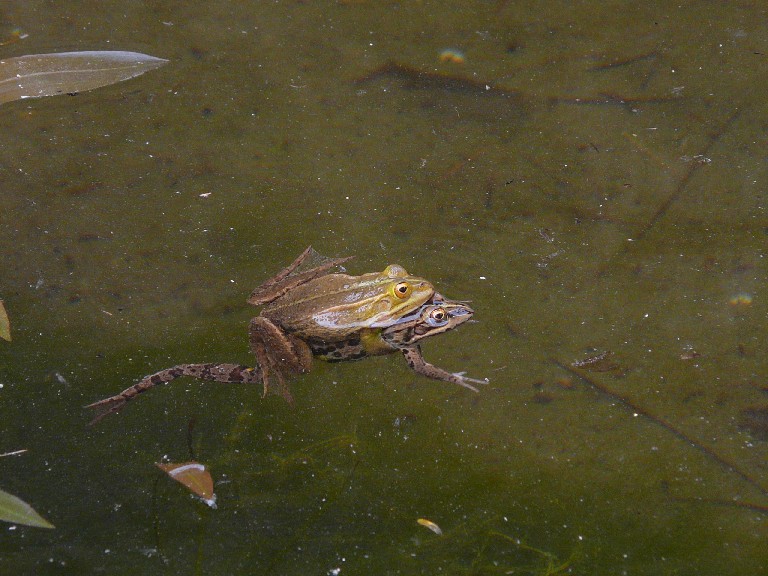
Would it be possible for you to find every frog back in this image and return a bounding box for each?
[262,271,433,339]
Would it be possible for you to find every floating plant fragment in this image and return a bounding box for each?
[0,487,54,528]
[571,350,625,375]
[417,518,443,535]
[738,407,768,441]
[728,293,753,307]
[439,49,465,64]
[156,461,217,508]
[0,50,167,105]
[0,300,9,341]
[679,346,701,360]
[0,29,22,46]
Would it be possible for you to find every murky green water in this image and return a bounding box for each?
[2,1,767,574]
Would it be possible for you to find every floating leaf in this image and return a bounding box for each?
[0,50,168,105]
[0,300,9,341]
[0,488,54,528]
[156,461,216,508]
[417,518,443,535]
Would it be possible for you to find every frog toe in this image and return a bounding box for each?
[452,372,489,387]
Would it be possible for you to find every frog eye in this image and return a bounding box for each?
[393,281,412,299]
[426,307,448,327]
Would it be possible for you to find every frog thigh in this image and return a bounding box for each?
[288,333,313,371]
[249,316,312,375]
[249,317,313,402]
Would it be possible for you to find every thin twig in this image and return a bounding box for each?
[552,358,768,497]
[667,493,768,515]
[589,51,659,71]
[595,108,742,278]
[0,449,27,458]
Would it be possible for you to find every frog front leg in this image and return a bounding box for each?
[401,346,487,392]
[249,316,313,402]
[86,363,263,424]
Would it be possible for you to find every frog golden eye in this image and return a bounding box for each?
[393,281,412,299]
[427,307,448,327]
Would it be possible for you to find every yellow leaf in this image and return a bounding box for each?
[0,300,9,342]
[156,461,216,508]
[417,518,442,535]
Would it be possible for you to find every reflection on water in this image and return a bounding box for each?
[1,0,767,574]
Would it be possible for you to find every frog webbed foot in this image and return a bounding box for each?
[451,371,490,387]
[86,396,130,425]
[401,347,486,393]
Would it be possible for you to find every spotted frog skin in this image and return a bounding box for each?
[87,247,486,423]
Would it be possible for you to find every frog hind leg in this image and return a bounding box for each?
[247,246,354,306]
[249,316,313,402]
[401,346,487,392]
[85,363,263,424]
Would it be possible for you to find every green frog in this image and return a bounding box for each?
[87,247,485,423]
